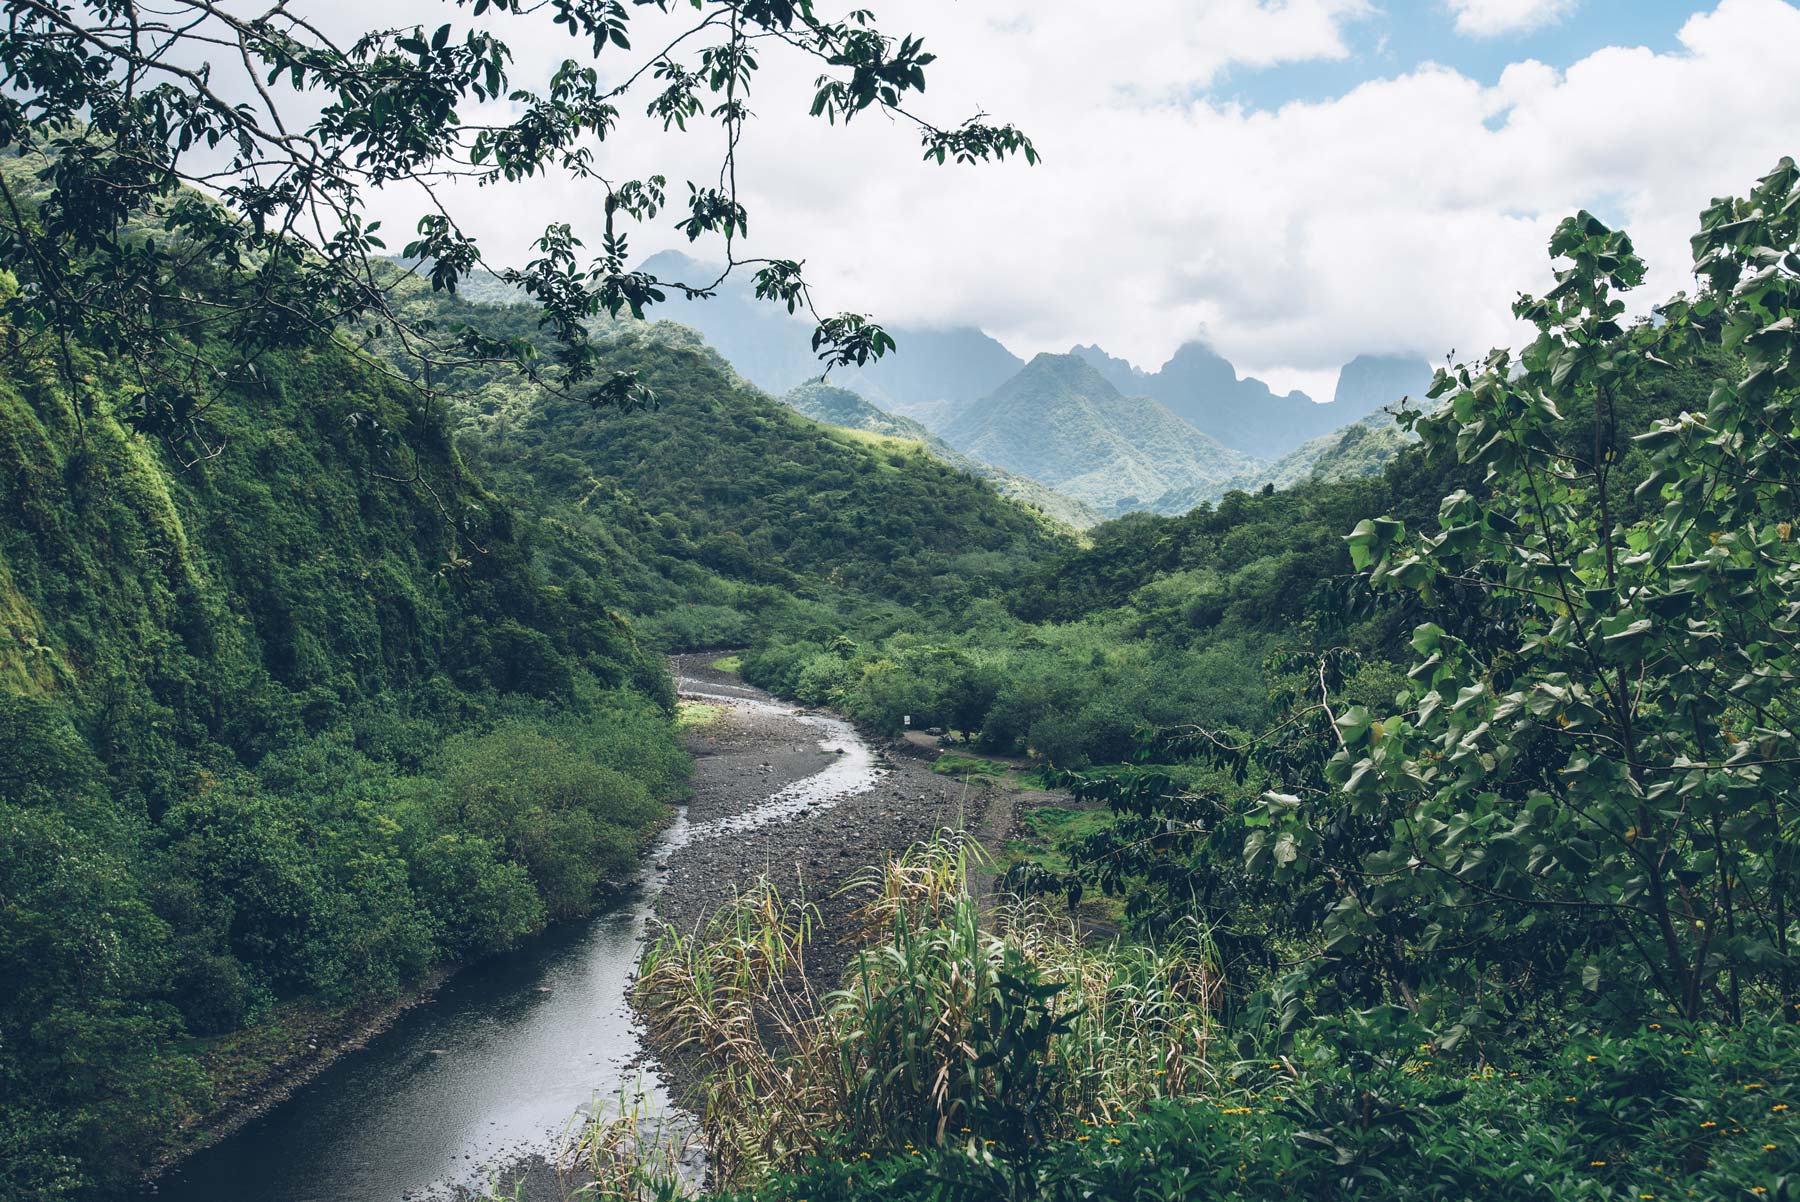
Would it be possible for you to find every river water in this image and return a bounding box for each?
[140,674,879,1202]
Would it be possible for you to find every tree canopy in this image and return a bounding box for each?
[0,0,1034,453]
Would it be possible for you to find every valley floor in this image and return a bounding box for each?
[655,654,1004,998]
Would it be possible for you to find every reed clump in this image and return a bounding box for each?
[623,830,1221,1193]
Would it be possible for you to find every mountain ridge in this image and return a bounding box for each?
[1070,342,1428,458]
[938,353,1256,511]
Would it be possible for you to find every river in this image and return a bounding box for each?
[139,668,881,1202]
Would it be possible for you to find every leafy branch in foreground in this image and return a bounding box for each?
[1332,160,1800,1025]
[0,0,1034,437]
[1022,161,1800,1034]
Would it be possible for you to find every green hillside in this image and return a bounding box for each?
[783,382,1103,529]
[784,380,936,442]
[939,353,1257,511]
[1152,407,1416,512]
[380,293,1070,653]
[0,288,693,1195]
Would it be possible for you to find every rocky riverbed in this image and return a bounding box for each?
[441,657,1009,1201]
[655,654,1001,990]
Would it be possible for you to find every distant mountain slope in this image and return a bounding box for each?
[634,251,1023,413]
[831,328,1024,419]
[939,353,1257,511]
[1151,408,1416,514]
[784,383,1102,529]
[1331,353,1436,412]
[1072,342,1429,459]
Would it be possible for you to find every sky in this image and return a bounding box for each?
[330,0,1800,398]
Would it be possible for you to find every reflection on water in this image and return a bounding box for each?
[137,676,879,1202]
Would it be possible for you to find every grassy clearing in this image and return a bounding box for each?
[709,654,743,675]
[930,753,1007,778]
[677,699,725,729]
[1000,807,1112,875]
[984,805,1126,928]
[821,425,926,455]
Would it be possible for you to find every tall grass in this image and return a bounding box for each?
[626,831,1220,1193]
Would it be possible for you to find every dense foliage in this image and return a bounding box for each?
[0,292,686,1198]
[380,291,1070,655]
[982,168,1800,1056]
[601,161,1800,1202]
[742,459,1438,766]
[0,0,1032,429]
[715,1016,1800,1202]
[8,12,1800,1199]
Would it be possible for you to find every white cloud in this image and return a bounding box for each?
[339,0,1800,385]
[1446,0,1580,38]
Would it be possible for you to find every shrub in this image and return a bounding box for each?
[711,1015,1800,1202]
[432,719,667,917]
[630,835,1219,1193]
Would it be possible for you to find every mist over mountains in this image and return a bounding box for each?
[939,354,1256,512]
[638,250,1025,418]
[470,250,1433,516]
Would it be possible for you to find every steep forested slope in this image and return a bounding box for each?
[0,284,689,1198]
[388,297,1070,652]
[783,382,1102,528]
[939,353,1255,510]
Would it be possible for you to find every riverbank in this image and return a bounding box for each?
[139,816,684,1190]
[654,655,1006,985]
[135,657,1055,1202]
[146,967,459,1179]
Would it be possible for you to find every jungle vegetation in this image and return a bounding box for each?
[583,165,1800,1202]
[4,2,1800,1200]
[0,1,1030,1192]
